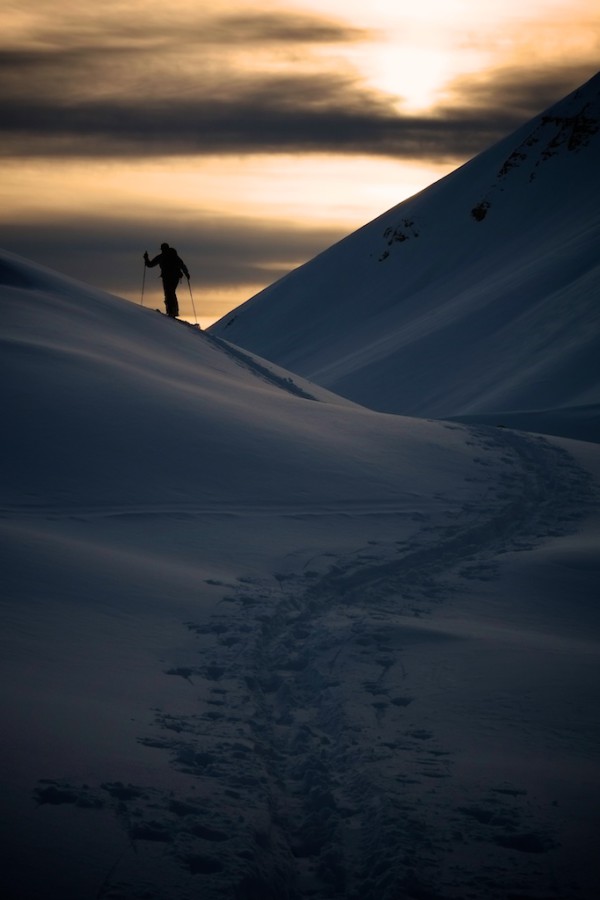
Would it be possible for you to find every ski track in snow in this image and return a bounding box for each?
[205,330,320,401]
[159,316,321,401]
[32,428,597,900]
[0,499,428,522]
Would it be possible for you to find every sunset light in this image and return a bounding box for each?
[0,0,598,324]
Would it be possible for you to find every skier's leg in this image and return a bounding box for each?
[164,283,178,317]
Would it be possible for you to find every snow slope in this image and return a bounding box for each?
[210,73,600,443]
[1,249,600,900]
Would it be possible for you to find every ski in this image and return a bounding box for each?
[155,309,201,330]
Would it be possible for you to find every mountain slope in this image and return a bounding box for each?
[210,72,600,442]
[2,252,600,900]
[0,247,480,516]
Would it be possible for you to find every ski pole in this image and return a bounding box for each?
[140,261,146,306]
[187,278,198,325]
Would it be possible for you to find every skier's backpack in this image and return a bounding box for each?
[164,246,183,278]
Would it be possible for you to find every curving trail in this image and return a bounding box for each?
[32,429,598,900]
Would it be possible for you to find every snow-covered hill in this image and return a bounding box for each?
[2,250,600,900]
[210,72,600,443]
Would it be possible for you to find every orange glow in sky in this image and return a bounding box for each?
[0,0,598,325]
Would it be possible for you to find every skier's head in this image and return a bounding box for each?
[160,242,170,251]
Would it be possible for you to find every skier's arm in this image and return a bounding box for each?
[144,252,161,268]
[178,256,190,279]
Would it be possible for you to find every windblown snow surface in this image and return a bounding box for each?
[210,72,600,444]
[1,245,599,900]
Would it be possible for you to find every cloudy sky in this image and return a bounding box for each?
[1,0,598,324]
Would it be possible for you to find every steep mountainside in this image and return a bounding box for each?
[210,73,600,441]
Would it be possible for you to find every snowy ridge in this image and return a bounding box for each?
[210,72,600,443]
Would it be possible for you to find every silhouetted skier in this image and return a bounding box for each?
[144,243,190,318]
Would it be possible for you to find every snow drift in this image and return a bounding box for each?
[210,72,600,443]
[1,240,599,897]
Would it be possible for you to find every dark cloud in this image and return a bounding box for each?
[444,64,599,122]
[7,9,367,52]
[201,11,369,44]
[0,78,454,159]
[0,9,367,98]
[0,47,597,163]
[0,213,346,300]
